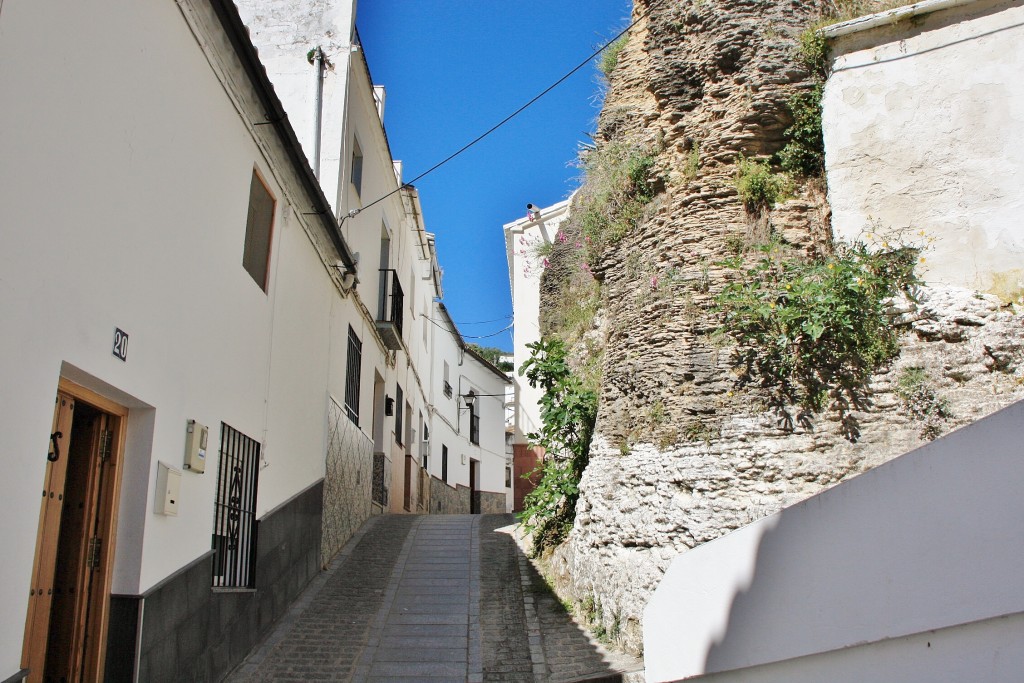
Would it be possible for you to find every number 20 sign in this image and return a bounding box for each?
[112,328,129,362]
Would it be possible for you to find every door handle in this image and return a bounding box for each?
[48,431,62,462]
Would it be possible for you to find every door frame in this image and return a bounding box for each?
[21,378,128,682]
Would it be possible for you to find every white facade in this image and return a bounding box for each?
[822,0,1024,297]
[0,0,509,678]
[427,304,512,512]
[643,399,1024,683]
[503,199,573,443]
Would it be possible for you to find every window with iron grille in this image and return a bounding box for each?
[395,384,404,446]
[212,424,261,588]
[469,402,480,446]
[442,444,448,483]
[345,326,361,425]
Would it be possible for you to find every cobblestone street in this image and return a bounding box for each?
[226,514,641,682]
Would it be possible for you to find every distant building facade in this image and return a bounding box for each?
[503,199,573,511]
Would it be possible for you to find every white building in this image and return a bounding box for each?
[425,305,512,514]
[0,0,509,680]
[822,0,1024,298]
[503,199,573,510]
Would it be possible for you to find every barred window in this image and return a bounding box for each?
[212,424,260,588]
[395,384,404,446]
[442,444,448,483]
[345,326,362,424]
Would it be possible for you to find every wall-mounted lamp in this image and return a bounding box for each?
[385,396,394,416]
[332,260,358,289]
[462,390,476,411]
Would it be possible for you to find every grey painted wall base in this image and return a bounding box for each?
[105,480,324,682]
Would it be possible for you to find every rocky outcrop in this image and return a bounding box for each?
[553,285,1023,653]
[536,0,1024,657]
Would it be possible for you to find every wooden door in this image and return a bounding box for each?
[22,392,76,680]
[22,382,126,682]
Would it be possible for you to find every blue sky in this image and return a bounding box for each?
[357,1,633,352]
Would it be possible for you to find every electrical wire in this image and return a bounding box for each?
[423,313,514,340]
[349,0,664,217]
[432,314,513,325]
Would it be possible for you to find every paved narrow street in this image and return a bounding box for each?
[226,514,640,682]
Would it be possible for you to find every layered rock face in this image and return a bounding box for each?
[538,0,1024,655]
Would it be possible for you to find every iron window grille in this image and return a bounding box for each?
[469,404,480,445]
[345,326,362,424]
[377,269,404,336]
[212,424,260,588]
[443,381,453,399]
[395,384,404,447]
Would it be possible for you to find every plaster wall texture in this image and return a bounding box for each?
[823,0,1024,297]
[643,399,1024,682]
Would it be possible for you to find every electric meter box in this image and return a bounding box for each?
[184,419,208,473]
[155,462,181,516]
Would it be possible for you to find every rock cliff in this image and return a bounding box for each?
[536,0,1024,655]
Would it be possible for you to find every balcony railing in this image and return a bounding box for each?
[376,269,404,350]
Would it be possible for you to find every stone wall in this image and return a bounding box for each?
[551,287,1024,654]
[535,0,1024,657]
[321,398,375,567]
[478,491,508,515]
[429,476,471,514]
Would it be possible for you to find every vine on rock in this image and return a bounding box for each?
[518,339,598,554]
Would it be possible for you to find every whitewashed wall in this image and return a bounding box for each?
[823,0,1024,297]
[234,0,356,213]
[644,399,1024,682]
[0,0,363,671]
[504,199,572,442]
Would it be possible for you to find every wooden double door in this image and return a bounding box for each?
[22,381,126,683]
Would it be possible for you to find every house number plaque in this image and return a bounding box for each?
[112,328,128,362]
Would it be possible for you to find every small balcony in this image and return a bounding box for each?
[376,269,404,350]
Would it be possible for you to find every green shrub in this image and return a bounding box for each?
[797,25,830,77]
[778,85,824,177]
[735,155,789,211]
[519,339,598,552]
[599,34,629,76]
[715,239,919,439]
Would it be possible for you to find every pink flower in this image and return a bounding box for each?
[557,232,568,243]
[650,276,659,289]
[543,258,550,268]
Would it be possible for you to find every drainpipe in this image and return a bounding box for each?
[310,46,326,179]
